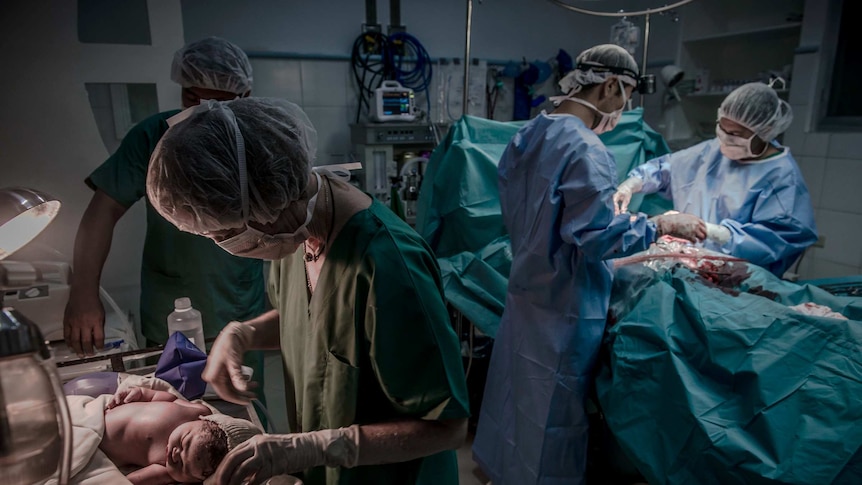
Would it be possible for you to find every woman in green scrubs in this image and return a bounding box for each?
[146,97,470,485]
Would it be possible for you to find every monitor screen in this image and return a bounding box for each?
[381,91,412,116]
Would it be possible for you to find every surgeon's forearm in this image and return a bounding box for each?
[69,190,127,296]
[355,417,467,466]
[240,309,281,350]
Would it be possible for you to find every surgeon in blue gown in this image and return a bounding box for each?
[472,44,707,485]
[614,82,817,277]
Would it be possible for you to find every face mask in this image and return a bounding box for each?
[216,172,322,260]
[566,79,627,134]
[715,124,767,161]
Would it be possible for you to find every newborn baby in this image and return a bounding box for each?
[99,386,261,484]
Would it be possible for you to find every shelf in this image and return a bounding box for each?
[683,23,801,45]
[686,89,790,98]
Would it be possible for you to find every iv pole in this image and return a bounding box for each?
[463,0,475,116]
[545,0,695,107]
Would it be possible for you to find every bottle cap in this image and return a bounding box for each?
[174,297,192,310]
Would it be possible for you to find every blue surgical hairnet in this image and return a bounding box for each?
[718,82,793,142]
[559,44,639,95]
[171,37,253,94]
[147,98,317,235]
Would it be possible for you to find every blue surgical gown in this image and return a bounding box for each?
[628,138,817,276]
[473,112,658,485]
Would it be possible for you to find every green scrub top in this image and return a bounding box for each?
[87,110,266,344]
[268,198,470,485]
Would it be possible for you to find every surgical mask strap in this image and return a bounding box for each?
[221,105,249,223]
[166,100,249,222]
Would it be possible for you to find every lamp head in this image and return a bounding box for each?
[661,65,684,88]
[0,187,61,261]
[660,65,685,103]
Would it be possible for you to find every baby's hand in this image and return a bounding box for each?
[106,387,147,409]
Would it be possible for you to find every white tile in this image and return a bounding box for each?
[783,104,806,153]
[300,60,349,108]
[801,132,830,158]
[808,209,862,267]
[827,133,862,160]
[303,106,351,165]
[795,156,826,208]
[789,53,816,106]
[346,79,361,124]
[806,258,862,280]
[794,249,815,280]
[249,59,303,104]
[819,158,862,212]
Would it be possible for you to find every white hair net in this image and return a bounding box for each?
[171,37,253,94]
[558,43,639,95]
[718,82,793,142]
[147,98,317,235]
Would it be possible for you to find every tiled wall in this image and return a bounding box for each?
[784,2,862,279]
[250,58,357,166]
[249,56,522,165]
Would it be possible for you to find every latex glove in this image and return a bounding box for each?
[653,213,707,242]
[201,321,257,404]
[706,222,731,245]
[63,291,106,356]
[612,177,644,215]
[209,426,361,485]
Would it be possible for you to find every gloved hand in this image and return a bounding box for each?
[612,177,644,215]
[208,426,361,485]
[63,292,106,357]
[653,213,707,242]
[201,321,256,404]
[706,222,732,245]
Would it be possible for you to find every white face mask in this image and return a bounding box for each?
[216,172,322,260]
[715,124,767,161]
[566,79,627,135]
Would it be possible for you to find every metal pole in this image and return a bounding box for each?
[640,11,651,107]
[462,0,473,116]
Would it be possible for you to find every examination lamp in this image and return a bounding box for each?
[0,187,61,261]
[0,186,72,485]
[661,64,685,101]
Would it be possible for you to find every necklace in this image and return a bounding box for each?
[304,177,335,263]
[303,177,336,296]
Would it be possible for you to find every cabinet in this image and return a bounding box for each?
[676,23,801,140]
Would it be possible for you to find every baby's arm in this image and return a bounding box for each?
[108,388,177,409]
[126,463,174,485]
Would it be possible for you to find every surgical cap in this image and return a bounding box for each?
[171,37,253,94]
[200,414,262,451]
[558,44,639,95]
[718,82,793,142]
[147,98,317,235]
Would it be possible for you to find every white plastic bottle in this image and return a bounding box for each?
[166,297,206,353]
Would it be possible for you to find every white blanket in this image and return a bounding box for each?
[38,394,132,485]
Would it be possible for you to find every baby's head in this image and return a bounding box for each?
[165,414,262,483]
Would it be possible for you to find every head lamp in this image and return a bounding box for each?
[576,62,656,95]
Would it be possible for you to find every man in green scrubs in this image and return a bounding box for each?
[63,38,267,393]
[146,97,470,484]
